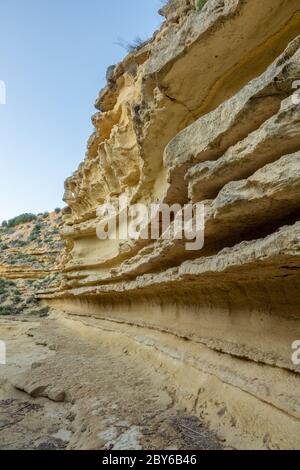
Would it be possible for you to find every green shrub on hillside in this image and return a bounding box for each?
[32,223,42,232]
[29,306,50,318]
[0,305,16,316]
[4,213,37,228]
[28,223,43,242]
[0,243,9,250]
[10,239,27,248]
[0,279,15,289]
[26,296,38,306]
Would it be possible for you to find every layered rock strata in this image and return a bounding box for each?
[0,212,63,281]
[42,0,300,449]
[0,212,64,316]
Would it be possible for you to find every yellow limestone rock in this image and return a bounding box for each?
[41,0,300,449]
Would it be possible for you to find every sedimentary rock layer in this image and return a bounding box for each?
[42,0,300,449]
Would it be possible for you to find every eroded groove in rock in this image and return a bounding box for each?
[188,96,300,202]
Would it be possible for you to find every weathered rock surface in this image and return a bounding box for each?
[0,315,224,450]
[188,96,300,201]
[40,0,300,449]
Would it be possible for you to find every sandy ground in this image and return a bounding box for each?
[0,313,224,450]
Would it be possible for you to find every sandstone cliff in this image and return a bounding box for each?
[41,0,300,449]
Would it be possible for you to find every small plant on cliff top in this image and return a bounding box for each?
[115,36,149,54]
[196,0,208,12]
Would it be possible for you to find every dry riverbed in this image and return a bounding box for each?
[0,313,224,450]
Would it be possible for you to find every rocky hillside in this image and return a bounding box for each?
[38,0,300,449]
[0,211,63,316]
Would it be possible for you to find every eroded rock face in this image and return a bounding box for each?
[43,0,300,449]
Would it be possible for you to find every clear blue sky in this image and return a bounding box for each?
[0,0,163,222]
